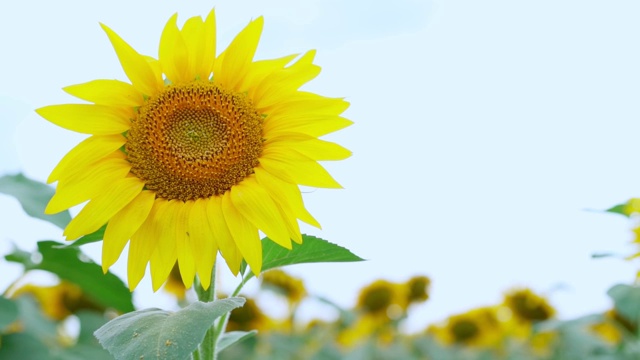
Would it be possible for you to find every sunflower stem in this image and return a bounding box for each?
[196,262,217,360]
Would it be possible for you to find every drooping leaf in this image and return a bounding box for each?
[607,284,640,324]
[94,298,246,360]
[217,330,257,353]
[0,296,19,331]
[0,173,70,228]
[5,241,133,313]
[260,234,364,272]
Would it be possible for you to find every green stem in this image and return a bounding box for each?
[211,272,255,343]
[196,262,217,360]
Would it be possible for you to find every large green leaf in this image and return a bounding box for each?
[259,235,364,272]
[5,241,133,313]
[0,296,18,331]
[607,284,640,324]
[0,173,70,228]
[94,298,246,360]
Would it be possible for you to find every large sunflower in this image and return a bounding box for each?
[36,9,351,291]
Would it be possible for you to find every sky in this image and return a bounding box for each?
[2,0,640,332]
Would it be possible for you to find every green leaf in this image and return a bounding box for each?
[607,284,640,323]
[605,203,629,217]
[5,241,134,313]
[0,173,70,228]
[260,234,364,272]
[0,333,52,360]
[13,296,58,344]
[217,330,257,353]
[0,296,19,331]
[94,298,246,360]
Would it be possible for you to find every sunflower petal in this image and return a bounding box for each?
[254,167,320,229]
[175,201,196,288]
[100,23,163,96]
[244,54,298,96]
[150,200,180,291]
[207,195,242,275]
[36,104,131,135]
[189,198,218,290]
[266,136,351,161]
[46,156,130,214]
[222,192,262,275]
[253,51,321,108]
[63,80,144,107]
[102,190,155,272]
[260,147,343,189]
[128,200,167,290]
[265,114,353,138]
[64,177,145,240]
[181,16,204,79]
[214,17,263,91]
[48,134,125,184]
[159,14,190,84]
[230,176,291,249]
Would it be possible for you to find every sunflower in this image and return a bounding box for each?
[37,10,351,291]
[428,306,505,348]
[502,288,555,323]
[261,269,307,305]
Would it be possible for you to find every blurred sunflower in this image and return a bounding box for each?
[591,309,635,344]
[428,307,505,348]
[10,281,104,321]
[261,269,307,305]
[503,288,555,323]
[37,9,351,290]
[356,279,408,318]
[226,296,272,332]
[405,275,430,304]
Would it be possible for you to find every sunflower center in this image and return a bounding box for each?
[127,81,263,201]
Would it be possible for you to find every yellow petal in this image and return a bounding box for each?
[181,15,205,79]
[159,14,190,84]
[254,167,320,229]
[149,200,180,291]
[230,176,291,249]
[260,147,343,189]
[102,190,155,272]
[63,80,144,107]
[260,92,350,118]
[64,176,145,240]
[100,23,163,96]
[221,192,262,275]
[128,199,167,290]
[207,195,242,275]
[214,17,263,91]
[48,134,125,183]
[200,9,217,80]
[175,201,196,288]
[36,104,131,135]
[253,51,321,108]
[46,155,130,214]
[265,136,351,161]
[244,54,298,96]
[265,114,353,138]
[189,198,218,290]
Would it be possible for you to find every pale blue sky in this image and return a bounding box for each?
[2,0,640,332]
